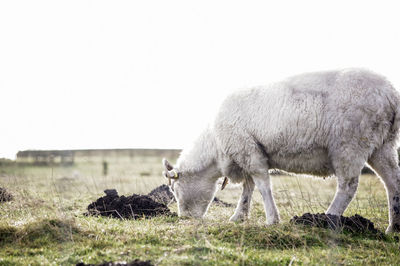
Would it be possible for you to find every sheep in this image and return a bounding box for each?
[162,68,400,233]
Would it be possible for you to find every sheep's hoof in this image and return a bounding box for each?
[266,219,280,225]
[386,224,400,234]
[229,213,247,222]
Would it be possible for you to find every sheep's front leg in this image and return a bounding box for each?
[252,173,280,224]
[326,152,365,217]
[326,176,359,215]
[230,177,255,221]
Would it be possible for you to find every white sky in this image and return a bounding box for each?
[1,0,400,159]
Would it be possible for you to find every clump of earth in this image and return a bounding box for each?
[213,197,235,207]
[148,184,234,207]
[147,184,175,205]
[290,213,383,235]
[86,184,234,219]
[76,259,152,266]
[85,189,174,219]
[0,187,13,202]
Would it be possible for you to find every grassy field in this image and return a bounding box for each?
[1,156,399,265]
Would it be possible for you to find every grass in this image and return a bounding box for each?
[0,156,399,265]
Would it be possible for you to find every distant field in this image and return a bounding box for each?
[0,156,399,265]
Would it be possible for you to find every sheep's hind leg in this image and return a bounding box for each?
[230,176,255,222]
[368,146,400,233]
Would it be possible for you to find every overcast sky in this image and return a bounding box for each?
[1,0,400,159]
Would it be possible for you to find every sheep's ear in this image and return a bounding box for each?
[162,158,174,171]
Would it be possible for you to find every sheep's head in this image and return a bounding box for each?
[162,158,217,218]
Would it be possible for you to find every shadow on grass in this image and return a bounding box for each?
[202,222,391,250]
[0,218,81,248]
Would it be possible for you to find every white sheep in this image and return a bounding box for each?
[162,68,400,233]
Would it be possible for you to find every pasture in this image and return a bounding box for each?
[0,155,399,265]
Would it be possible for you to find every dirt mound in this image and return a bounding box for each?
[0,187,13,202]
[76,259,152,266]
[86,184,235,219]
[85,189,175,219]
[213,197,235,207]
[148,184,234,207]
[291,213,382,234]
[147,184,175,205]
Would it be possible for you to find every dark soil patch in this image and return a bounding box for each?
[212,197,235,207]
[148,184,234,207]
[76,259,152,266]
[290,213,384,236]
[85,189,175,219]
[147,184,175,205]
[0,187,13,202]
[86,184,235,219]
